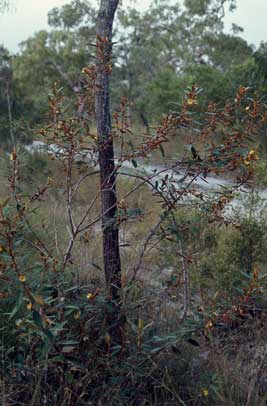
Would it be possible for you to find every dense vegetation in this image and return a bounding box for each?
[1,0,267,148]
[1,1,267,405]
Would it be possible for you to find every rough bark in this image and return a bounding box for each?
[95,0,121,302]
[5,78,14,148]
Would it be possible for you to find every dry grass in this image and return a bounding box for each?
[203,318,267,405]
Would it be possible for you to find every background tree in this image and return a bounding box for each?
[5,0,247,136]
[0,0,11,13]
[0,46,14,146]
[1,0,266,151]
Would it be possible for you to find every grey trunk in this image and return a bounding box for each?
[95,0,121,302]
[6,78,14,148]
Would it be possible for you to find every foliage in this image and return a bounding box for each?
[0,0,13,13]
[2,0,266,142]
[0,67,266,402]
[1,1,267,404]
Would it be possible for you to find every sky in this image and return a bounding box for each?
[0,0,267,53]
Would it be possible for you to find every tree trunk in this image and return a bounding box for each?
[6,78,15,149]
[95,0,122,340]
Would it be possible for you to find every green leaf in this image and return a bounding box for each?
[51,355,65,363]
[64,304,80,310]
[40,339,50,357]
[131,159,138,168]
[150,346,166,354]
[51,320,68,335]
[43,329,54,342]
[159,144,165,157]
[2,206,9,217]
[9,289,23,320]
[239,271,252,280]
[32,310,43,329]
[66,372,74,384]
[62,346,75,353]
[111,345,122,356]
[58,340,79,345]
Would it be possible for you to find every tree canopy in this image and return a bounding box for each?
[0,0,267,142]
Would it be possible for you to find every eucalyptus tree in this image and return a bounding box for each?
[12,2,97,125]
[0,46,15,146]
[3,0,258,138]
[11,0,243,125]
[0,0,10,13]
[114,0,242,120]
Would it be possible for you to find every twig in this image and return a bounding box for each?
[179,239,190,323]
